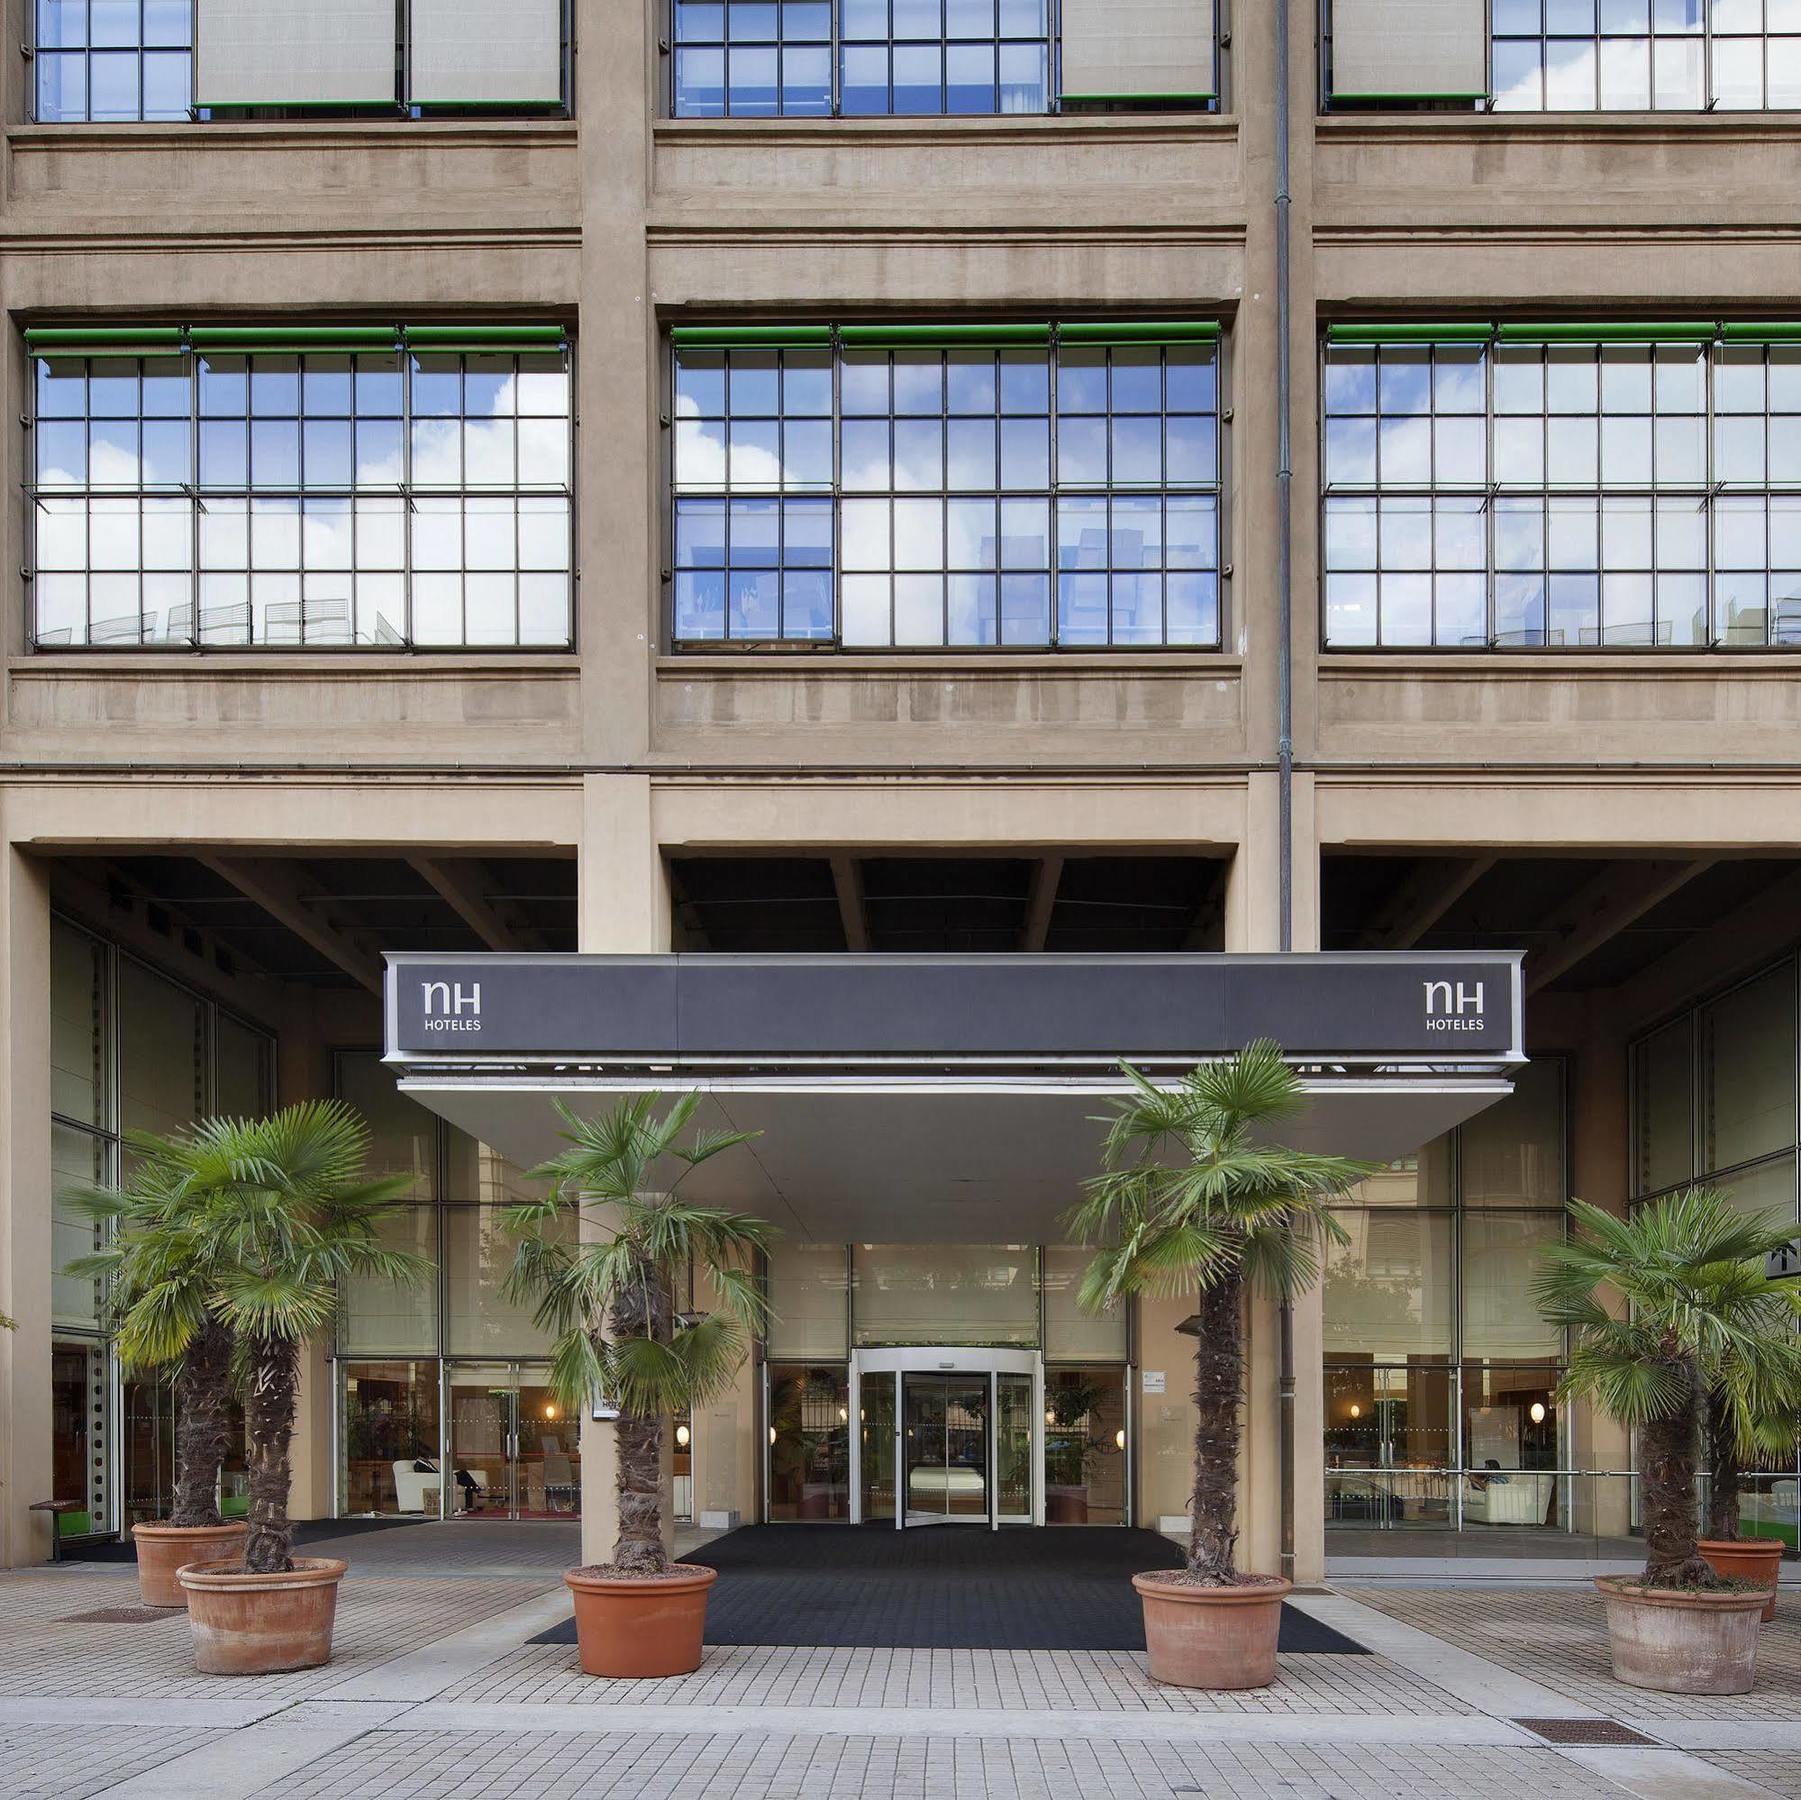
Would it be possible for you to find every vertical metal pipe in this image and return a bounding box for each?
[1274,0,1298,1586]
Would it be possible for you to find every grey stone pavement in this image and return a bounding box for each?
[0,1521,1797,1799]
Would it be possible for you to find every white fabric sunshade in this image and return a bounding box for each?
[1059,0,1216,99]
[410,0,564,105]
[1330,0,1489,99]
[196,0,396,106]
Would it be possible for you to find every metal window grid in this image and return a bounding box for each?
[1320,336,1801,650]
[28,341,576,651]
[669,332,1225,651]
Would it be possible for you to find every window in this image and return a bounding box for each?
[671,0,1221,116]
[1322,0,1801,112]
[29,326,573,650]
[33,0,571,122]
[671,325,1223,649]
[1322,327,1801,649]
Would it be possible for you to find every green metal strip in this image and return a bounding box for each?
[1328,324,1492,345]
[1058,91,1217,102]
[189,326,399,352]
[1721,322,1801,342]
[1060,321,1221,345]
[1496,321,1718,343]
[838,323,1051,347]
[26,326,184,357]
[405,324,566,349]
[670,325,832,349]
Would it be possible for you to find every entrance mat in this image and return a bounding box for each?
[531,1526,1369,1654]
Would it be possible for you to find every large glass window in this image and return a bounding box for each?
[30,332,573,649]
[768,1363,851,1519]
[766,1243,851,1358]
[33,1,572,122]
[851,1244,1039,1344]
[1632,957,1801,1224]
[673,328,1223,648]
[1492,0,1801,112]
[672,1,1075,117]
[1322,332,1801,649]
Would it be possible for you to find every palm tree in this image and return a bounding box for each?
[66,1129,251,1529]
[505,1094,773,1574]
[77,1103,426,1573]
[1535,1189,1801,1587]
[1069,1045,1370,1584]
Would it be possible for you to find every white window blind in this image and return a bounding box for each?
[1330,0,1488,99]
[1059,0,1216,101]
[195,0,396,106]
[409,0,564,106]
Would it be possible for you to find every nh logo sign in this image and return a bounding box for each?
[420,981,483,1033]
[1423,980,1486,1034]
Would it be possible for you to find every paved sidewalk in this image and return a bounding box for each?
[0,1530,1795,1798]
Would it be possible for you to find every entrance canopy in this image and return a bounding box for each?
[385,951,1524,1242]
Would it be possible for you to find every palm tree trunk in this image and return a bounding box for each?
[1703,1385,1741,1543]
[169,1317,235,1529]
[609,1261,669,1574]
[1640,1356,1715,1587]
[242,1334,300,1575]
[1189,1273,1243,1584]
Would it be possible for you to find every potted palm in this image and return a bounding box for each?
[112,1103,426,1673]
[67,1125,259,1604]
[505,1093,773,1679]
[1071,1045,1368,1690]
[1536,1189,1800,1694]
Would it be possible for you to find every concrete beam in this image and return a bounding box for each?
[1020,855,1063,953]
[829,854,869,953]
[1356,855,1498,951]
[409,856,523,954]
[198,856,385,995]
[1525,859,1715,997]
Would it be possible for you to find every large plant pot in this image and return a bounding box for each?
[1699,1539,1784,1624]
[178,1557,347,1675]
[1595,1574,1773,1694]
[1046,1488,1090,1525]
[1132,1571,1291,1690]
[130,1521,248,1609]
[565,1565,718,1678]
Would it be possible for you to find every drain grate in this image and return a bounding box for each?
[1515,1718,1657,1747]
[58,1605,178,1625]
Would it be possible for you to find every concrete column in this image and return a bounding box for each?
[578,775,671,1567]
[0,829,53,1568]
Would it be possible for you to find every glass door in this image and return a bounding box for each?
[995,1372,1035,1524]
[861,1371,897,1522]
[445,1362,580,1521]
[902,1373,989,1524]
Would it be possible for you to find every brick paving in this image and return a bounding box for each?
[1,1535,1798,1797]
[1343,1581,1801,1721]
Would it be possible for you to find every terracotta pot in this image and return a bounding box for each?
[1595,1574,1773,1695]
[1132,1571,1291,1690]
[130,1522,248,1609]
[1699,1538,1785,1624]
[1046,1488,1090,1525]
[178,1557,347,1675]
[565,1565,718,1678]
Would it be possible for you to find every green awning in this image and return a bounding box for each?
[1721,322,1801,343]
[189,326,400,354]
[1060,321,1221,347]
[25,326,184,358]
[404,324,568,352]
[1327,324,1492,346]
[837,323,1052,348]
[669,325,833,350]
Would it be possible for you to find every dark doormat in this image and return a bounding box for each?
[531,1525,1368,1654]
[59,1514,431,1565]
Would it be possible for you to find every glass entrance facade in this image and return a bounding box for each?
[763,1243,1130,1525]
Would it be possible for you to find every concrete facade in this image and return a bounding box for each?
[4,3,1800,1581]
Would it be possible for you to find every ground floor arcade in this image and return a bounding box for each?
[5,770,1801,1578]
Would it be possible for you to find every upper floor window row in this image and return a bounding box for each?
[669,0,1220,117]
[27,324,573,650]
[34,0,569,124]
[1324,0,1801,112]
[670,322,1223,650]
[1322,323,1801,650]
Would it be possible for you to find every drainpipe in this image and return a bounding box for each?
[1273,0,1298,1586]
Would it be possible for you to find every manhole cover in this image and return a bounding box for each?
[58,1605,177,1625]
[1515,1718,1656,1747]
